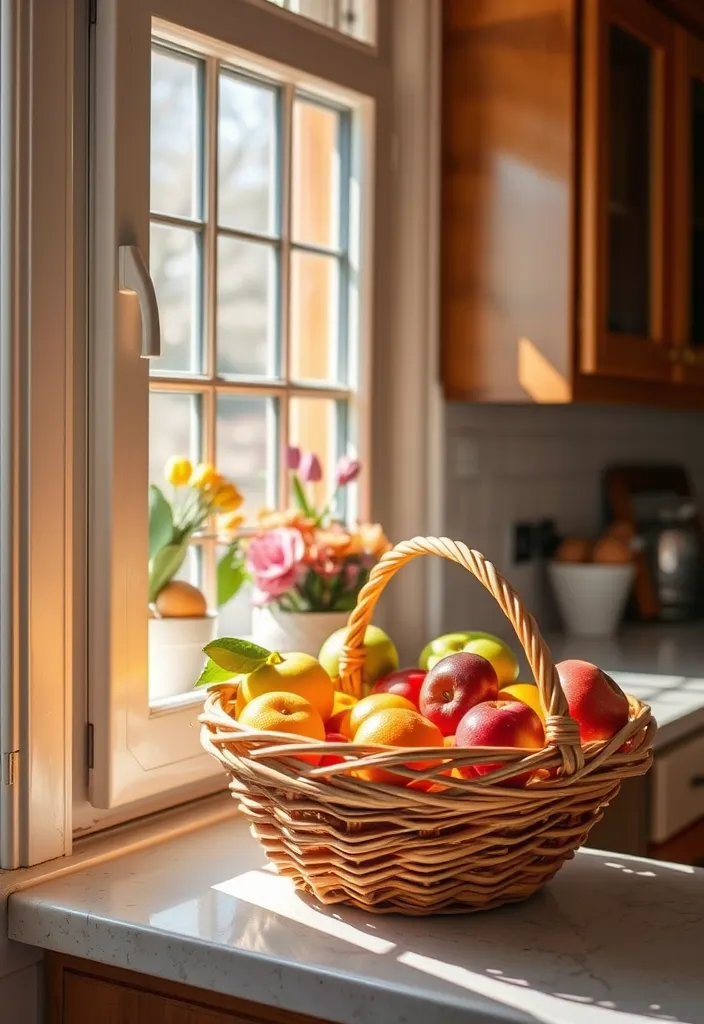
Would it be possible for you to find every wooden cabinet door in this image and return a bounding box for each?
[580,0,675,381]
[63,973,247,1024]
[672,29,704,387]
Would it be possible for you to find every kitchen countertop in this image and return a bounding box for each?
[8,813,704,1024]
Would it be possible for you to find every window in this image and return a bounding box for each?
[88,0,387,811]
[148,46,360,651]
[263,0,377,45]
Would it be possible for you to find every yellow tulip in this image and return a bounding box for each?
[219,511,245,534]
[190,463,220,490]
[213,483,244,512]
[165,456,192,487]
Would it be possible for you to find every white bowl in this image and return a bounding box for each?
[548,562,636,638]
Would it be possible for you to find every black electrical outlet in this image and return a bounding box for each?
[534,518,561,559]
[513,522,533,563]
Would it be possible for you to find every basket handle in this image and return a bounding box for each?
[338,536,584,776]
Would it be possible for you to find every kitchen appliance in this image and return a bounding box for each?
[604,465,704,621]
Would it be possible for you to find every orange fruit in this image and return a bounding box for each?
[235,686,247,718]
[326,691,358,733]
[352,707,444,785]
[345,692,417,740]
[498,683,545,723]
[238,691,325,765]
[240,652,334,721]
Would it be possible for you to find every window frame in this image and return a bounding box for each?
[0,0,442,859]
[87,0,387,812]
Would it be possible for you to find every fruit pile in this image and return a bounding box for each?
[203,625,632,790]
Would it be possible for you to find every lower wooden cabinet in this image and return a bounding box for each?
[47,955,331,1024]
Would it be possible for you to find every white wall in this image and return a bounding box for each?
[440,402,704,641]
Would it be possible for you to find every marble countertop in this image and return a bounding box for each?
[8,814,704,1024]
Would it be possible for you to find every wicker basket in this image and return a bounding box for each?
[200,537,655,915]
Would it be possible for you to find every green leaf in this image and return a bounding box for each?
[203,637,273,674]
[217,547,248,608]
[149,485,174,561]
[148,540,189,603]
[194,658,238,688]
[291,474,314,518]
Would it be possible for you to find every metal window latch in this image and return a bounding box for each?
[118,245,162,360]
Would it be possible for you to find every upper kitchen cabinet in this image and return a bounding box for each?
[673,27,704,384]
[441,0,704,406]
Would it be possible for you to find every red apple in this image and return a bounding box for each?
[373,667,427,708]
[419,653,499,736]
[320,732,350,768]
[455,700,545,786]
[556,660,629,742]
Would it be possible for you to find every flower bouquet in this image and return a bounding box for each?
[247,447,391,655]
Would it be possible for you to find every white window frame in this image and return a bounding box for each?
[87,0,391,812]
[0,0,441,862]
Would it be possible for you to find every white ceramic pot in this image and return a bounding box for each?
[149,612,218,701]
[548,563,636,638]
[251,607,349,658]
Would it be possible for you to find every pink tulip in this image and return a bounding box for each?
[299,451,322,483]
[335,454,361,487]
[286,445,301,470]
[247,527,305,605]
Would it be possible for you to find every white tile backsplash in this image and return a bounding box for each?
[441,402,704,640]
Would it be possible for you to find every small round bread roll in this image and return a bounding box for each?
[592,535,632,564]
[554,537,593,563]
[155,580,208,618]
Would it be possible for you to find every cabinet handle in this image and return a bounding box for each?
[118,244,162,359]
[690,775,704,787]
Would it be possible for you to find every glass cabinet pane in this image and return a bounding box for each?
[691,77,704,346]
[607,25,653,337]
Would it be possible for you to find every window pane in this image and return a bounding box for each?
[150,48,202,220]
[289,396,345,513]
[150,223,202,373]
[149,391,202,486]
[216,395,277,513]
[264,0,376,45]
[218,73,278,236]
[292,100,341,250]
[290,250,340,383]
[217,236,278,377]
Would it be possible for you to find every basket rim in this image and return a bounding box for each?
[199,684,654,792]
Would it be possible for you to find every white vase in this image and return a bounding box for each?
[149,612,218,701]
[251,607,349,658]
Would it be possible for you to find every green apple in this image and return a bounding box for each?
[419,630,519,685]
[319,624,399,692]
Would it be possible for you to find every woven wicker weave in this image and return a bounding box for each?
[200,537,655,915]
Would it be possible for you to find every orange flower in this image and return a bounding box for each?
[257,508,317,533]
[356,522,392,559]
[314,528,356,558]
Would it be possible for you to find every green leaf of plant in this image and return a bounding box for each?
[203,637,272,674]
[148,540,190,603]
[217,548,248,607]
[291,474,314,518]
[194,657,238,688]
[149,485,174,561]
